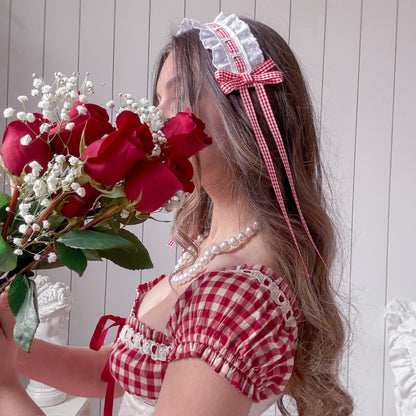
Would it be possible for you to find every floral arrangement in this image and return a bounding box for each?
[0,72,211,351]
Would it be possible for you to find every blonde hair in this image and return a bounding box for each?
[153,18,353,416]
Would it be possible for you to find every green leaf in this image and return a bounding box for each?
[0,236,18,272]
[46,214,66,231]
[57,230,134,250]
[83,249,102,261]
[8,275,39,352]
[101,229,153,270]
[55,241,87,277]
[0,192,11,222]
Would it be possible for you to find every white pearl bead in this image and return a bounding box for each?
[200,257,209,265]
[212,245,220,254]
[229,237,238,246]
[220,241,229,250]
[238,233,247,242]
[204,249,214,258]
[245,226,254,236]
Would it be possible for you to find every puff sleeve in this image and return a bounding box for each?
[166,265,301,403]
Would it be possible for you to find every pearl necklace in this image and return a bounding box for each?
[171,221,260,284]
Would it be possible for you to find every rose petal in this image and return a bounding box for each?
[50,102,114,156]
[82,130,147,186]
[124,160,183,213]
[162,109,212,158]
[1,116,52,176]
[60,182,101,218]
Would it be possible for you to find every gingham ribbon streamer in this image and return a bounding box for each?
[216,59,327,277]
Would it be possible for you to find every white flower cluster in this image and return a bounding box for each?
[11,154,85,261]
[3,72,95,136]
[111,94,168,157]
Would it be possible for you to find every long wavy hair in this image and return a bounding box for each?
[153,18,353,416]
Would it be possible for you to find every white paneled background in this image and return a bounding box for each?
[1,1,415,415]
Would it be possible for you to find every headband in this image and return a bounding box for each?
[177,13,326,277]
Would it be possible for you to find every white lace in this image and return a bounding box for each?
[234,266,298,332]
[177,12,264,73]
[119,325,172,361]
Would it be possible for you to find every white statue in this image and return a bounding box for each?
[26,275,72,407]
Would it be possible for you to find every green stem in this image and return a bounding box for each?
[80,204,124,230]
[21,192,66,246]
[1,186,20,240]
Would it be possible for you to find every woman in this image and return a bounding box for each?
[0,13,353,416]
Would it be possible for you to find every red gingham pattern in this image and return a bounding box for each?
[108,265,301,404]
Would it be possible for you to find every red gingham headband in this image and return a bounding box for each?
[178,13,326,277]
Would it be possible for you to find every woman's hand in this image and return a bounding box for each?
[0,291,18,385]
[0,291,46,415]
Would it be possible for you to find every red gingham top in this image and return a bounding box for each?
[108,264,302,405]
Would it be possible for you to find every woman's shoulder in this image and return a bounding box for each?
[173,264,301,331]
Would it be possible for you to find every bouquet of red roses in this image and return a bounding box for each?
[0,72,211,351]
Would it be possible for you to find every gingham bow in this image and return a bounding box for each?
[215,59,283,94]
[215,59,327,277]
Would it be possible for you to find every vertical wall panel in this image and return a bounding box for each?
[289,0,326,124]
[112,0,150,99]
[8,0,45,101]
[320,0,362,390]
[0,0,10,136]
[42,0,80,293]
[184,0,219,20]
[43,0,79,79]
[148,0,185,95]
[104,0,151,321]
[255,0,291,42]
[349,0,397,414]
[384,0,416,413]
[68,0,115,344]
[220,0,255,19]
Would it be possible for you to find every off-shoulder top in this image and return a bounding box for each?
[108,264,302,412]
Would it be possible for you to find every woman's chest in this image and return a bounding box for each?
[136,276,180,332]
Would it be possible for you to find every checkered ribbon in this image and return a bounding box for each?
[216,59,327,277]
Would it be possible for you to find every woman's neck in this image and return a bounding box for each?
[203,191,258,246]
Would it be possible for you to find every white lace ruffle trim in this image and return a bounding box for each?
[118,325,172,361]
[386,299,416,416]
[177,12,264,73]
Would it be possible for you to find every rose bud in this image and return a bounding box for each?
[50,101,114,156]
[60,183,101,218]
[1,115,52,176]
[82,111,153,186]
[124,160,185,213]
[162,108,212,158]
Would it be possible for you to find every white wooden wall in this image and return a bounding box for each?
[1,1,415,415]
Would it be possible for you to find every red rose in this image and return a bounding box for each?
[81,111,153,186]
[60,183,101,218]
[166,154,194,193]
[1,115,52,176]
[50,101,114,156]
[162,108,212,158]
[124,160,185,213]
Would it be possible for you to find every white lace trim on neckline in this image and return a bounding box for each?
[119,325,172,361]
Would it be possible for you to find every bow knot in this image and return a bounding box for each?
[215,59,283,95]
